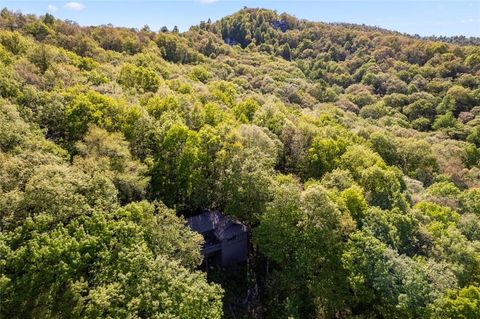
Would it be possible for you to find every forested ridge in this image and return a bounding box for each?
[0,7,479,319]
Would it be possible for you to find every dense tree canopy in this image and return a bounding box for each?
[0,7,479,319]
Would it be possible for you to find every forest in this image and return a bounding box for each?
[0,7,479,319]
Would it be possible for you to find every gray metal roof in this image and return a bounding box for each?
[187,210,222,233]
[215,222,247,241]
[187,210,247,240]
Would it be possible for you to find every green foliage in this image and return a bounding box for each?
[29,44,53,73]
[360,165,406,210]
[0,7,478,319]
[118,63,161,93]
[369,131,399,165]
[218,125,278,225]
[431,285,480,319]
[156,33,201,63]
[306,136,348,178]
[346,87,377,108]
[74,126,149,203]
[343,231,457,318]
[414,201,460,224]
[426,181,460,199]
[0,31,27,55]
[255,177,355,317]
[339,145,385,180]
[440,85,475,114]
[208,80,237,107]
[62,90,138,143]
[467,126,480,147]
[150,123,202,209]
[144,95,181,119]
[340,185,368,220]
[0,65,19,98]
[189,65,210,83]
[397,139,438,185]
[432,111,458,130]
[0,202,223,319]
[233,98,259,123]
[460,188,480,215]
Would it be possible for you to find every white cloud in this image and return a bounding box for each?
[196,0,220,4]
[47,5,58,13]
[64,2,85,11]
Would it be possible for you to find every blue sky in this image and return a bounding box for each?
[1,1,479,37]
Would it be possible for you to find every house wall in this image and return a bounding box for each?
[221,232,248,266]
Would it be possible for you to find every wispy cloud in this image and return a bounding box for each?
[47,4,58,13]
[64,2,85,11]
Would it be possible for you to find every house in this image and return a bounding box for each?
[187,210,248,266]
[224,37,238,46]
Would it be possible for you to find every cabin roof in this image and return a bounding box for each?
[187,210,246,240]
[187,210,223,233]
[214,219,247,241]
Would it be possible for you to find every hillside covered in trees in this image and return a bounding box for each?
[0,7,479,319]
